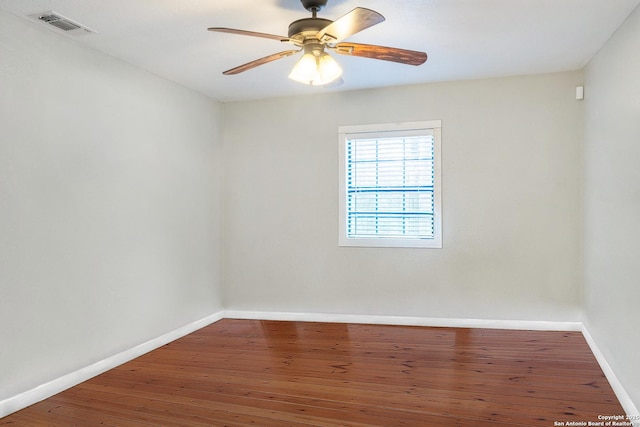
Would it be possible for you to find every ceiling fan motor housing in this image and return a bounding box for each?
[288,17,332,39]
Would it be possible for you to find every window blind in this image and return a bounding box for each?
[346,134,435,240]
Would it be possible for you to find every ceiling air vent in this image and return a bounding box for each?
[28,11,96,35]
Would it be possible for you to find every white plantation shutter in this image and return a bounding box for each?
[347,133,435,238]
[339,122,441,248]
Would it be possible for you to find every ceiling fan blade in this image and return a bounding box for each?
[333,42,427,66]
[208,27,291,43]
[222,50,300,75]
[316,8,385,43]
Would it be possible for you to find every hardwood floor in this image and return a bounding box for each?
[1,319,625,426]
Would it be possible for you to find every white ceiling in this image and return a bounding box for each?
[2,0,639,102]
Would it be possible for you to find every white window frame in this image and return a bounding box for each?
[338,120,442,248]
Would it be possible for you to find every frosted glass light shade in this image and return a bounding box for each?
[317,53,342,84]
[289,52,342,86]
[288,53,318,84]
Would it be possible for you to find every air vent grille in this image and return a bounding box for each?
[28,11,96,35]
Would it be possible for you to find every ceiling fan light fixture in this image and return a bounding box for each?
[289,50,342,86]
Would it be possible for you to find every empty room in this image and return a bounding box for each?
[1,0,639,425]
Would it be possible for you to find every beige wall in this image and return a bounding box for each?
[584,4,640,411]
[222,71,584,322]
[0,10,223,401]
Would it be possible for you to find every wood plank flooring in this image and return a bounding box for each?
[1,319,626,426]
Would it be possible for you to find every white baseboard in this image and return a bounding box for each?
[582,325,639,417]
[0,310,224,419]
[223,309,583,331]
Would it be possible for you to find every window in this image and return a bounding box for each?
[338,121,442,248]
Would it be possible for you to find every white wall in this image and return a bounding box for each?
[584,4,640,411]
[0,10,223,401]
[223,71,584,322]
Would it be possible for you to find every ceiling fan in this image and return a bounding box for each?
[207,0,427,86]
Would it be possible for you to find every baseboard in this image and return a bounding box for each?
[582,325,639,417]
[0,310,225,419]
[223,309,584,331]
